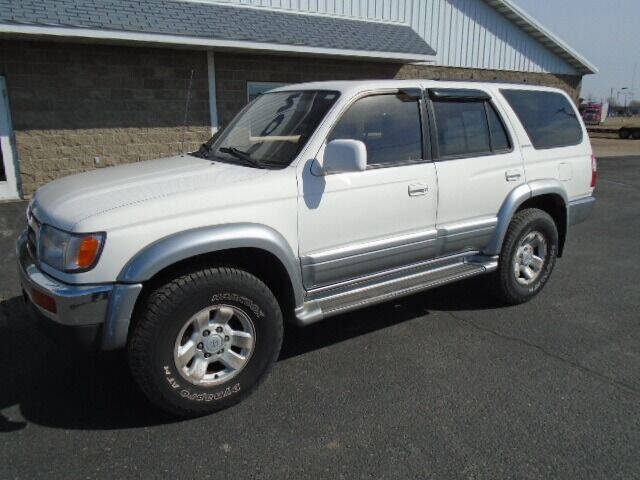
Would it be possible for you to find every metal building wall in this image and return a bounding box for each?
[200,0,577,74]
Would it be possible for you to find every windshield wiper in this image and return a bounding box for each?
[219,147,265,169]
[192,142,212,158]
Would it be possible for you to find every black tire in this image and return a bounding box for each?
[491,208,558,305]
[632,129,640,140]
[619,128,631,140]
[128,267,283,418]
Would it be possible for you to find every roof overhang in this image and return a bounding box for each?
[486,0,598,75]
[0,24,435,63]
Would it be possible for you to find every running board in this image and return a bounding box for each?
[294,256,497,326]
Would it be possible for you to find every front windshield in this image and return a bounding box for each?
[208,90,339,168]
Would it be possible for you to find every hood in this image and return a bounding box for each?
[32,155,270,231]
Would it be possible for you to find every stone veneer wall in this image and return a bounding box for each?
[0,41,582,197]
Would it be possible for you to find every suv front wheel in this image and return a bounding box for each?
[128,267,283,417]
[492,208,559,305]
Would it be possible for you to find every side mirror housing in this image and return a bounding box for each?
[321,139,367,174]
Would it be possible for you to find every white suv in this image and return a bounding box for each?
[18,80,596,416]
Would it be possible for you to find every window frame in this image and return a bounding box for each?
[325,88,432,170]
[426,90,514,162]
[500,88,583,150]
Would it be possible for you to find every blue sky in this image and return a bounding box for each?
[513,0,639,102]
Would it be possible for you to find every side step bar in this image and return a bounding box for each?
[294,256,498,326]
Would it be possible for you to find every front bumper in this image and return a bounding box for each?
[17,231,141,350]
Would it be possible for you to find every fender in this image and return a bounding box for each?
[117,223,305,307]
[484,179,568,256]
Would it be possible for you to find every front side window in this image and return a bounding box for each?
[210,90,339,168]
[501,89,583,149]
[327,93,423,167]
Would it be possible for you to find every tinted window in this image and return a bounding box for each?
[212,90,339,168]
[433,101,490,157]
[486,103,511,151]
[501,89,582,149]
[328,94,423,166]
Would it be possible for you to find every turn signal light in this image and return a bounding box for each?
[76,235,102,269]
[590,155,598,188]
[31,288,57,314]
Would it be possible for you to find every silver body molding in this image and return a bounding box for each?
[568,196,596,226]
[301,229,439,289]
[117,223,305,307]
[101,283,143,350]
[484,179,570,256]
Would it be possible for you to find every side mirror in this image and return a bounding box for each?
[321,139,367,174]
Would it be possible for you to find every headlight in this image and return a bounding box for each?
[38,224,105,272]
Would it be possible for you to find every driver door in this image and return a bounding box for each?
[297,90,438,290]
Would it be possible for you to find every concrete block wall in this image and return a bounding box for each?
[0,40,211,197]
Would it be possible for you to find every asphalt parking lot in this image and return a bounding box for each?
[1,154,639,479]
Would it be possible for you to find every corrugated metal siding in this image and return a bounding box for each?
[199,0,577,74]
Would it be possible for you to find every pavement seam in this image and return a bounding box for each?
[446,311,640,398]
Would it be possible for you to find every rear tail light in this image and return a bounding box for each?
[591,155,598,188]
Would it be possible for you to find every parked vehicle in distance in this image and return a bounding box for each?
[580,101,608,125]
[18,80,597,417]
[617,122,640,140]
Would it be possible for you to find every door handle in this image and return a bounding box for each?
[408,183,429,196]
[505,170,522,182]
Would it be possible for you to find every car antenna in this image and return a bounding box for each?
[181,69,195,154]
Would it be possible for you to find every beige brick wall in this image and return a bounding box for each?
[1,42,582,197]
[0,40,212,197]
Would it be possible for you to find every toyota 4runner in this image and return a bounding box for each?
[17,80,596,417]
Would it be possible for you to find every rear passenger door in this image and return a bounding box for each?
[428,88,524,255]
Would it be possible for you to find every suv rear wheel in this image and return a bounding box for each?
[492,208,558,305]
[128,267,283,417]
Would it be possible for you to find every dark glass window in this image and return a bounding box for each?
[0,141,5,181]
[328,94,423,166]
[211,90,340,168]
[433,101,490,157]
[486,103,511,151]
[501,89,583,149]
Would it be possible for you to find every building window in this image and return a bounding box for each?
[247,82,289,102]
[328,93,423,167]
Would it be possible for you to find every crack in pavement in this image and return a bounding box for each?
[446,311,640,397]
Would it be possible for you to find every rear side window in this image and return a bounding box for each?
[501,89,583,149]
[328,93,423,167]
[431,98,511,158]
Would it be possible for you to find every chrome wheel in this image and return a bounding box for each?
[513,230,547,286]
[173,304,256,386]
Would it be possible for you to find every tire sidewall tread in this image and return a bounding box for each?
[493,208,558,305]
[128,267,283,418]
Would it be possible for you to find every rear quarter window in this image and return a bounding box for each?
[501,89,583,149]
